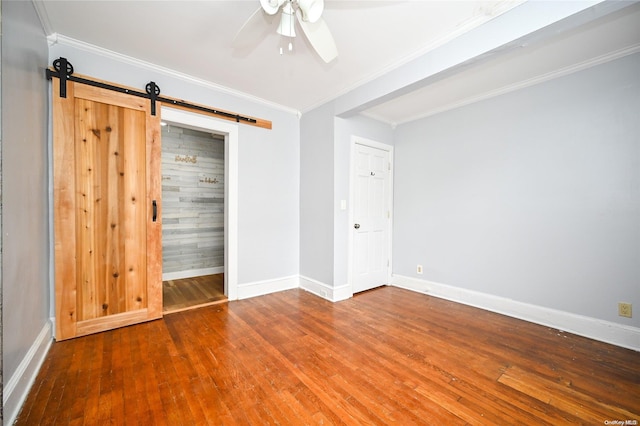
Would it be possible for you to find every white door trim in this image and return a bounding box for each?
[348,136,394,296]
[161,107,239,301]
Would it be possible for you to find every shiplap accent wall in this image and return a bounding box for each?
[161,124,225,278]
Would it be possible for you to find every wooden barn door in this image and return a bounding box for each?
[53,81,162,341]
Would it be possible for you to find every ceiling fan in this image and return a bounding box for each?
[233,0,338,63]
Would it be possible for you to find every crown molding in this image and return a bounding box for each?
[32,0,54,37]
[46,33,301,117]
[357,110,396,127]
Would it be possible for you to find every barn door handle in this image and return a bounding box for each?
[152,200,157,222]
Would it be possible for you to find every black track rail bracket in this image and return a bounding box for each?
[46,57,265,127]
[47,57,74,98]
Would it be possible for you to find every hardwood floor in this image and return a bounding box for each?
[163,274,226,314]
[16,287,640,425]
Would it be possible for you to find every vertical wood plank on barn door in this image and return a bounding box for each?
[53,81,162,341]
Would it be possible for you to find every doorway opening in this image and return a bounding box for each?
[161,123,226,313]
[160,107,239,313]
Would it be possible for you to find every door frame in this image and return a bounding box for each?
[348,136,394,296]
[161,107,239,301]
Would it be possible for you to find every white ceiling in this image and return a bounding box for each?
[35,0,640,125]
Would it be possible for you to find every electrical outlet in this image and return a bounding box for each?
[618,302,632,318]
[417,265,423,275]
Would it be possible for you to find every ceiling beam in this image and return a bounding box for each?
[333,0,629,119]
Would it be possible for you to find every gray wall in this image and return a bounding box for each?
[393,52,640,327]
[0,0,3,418]
[161,125,224,276]
[237,116,299,284]
[1,0,50,407]
[300,102,334,285]
[48,42,300,286]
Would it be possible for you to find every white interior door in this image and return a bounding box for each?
[352,142,392,293]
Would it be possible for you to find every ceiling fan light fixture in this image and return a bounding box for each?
[276,2,296,37]
[298,0,324,23]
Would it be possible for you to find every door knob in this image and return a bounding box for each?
[354,223,360,229]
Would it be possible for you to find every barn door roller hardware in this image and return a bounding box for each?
[46,57,266,127]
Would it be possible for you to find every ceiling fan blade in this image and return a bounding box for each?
[232,7,276,50]
[295,10,338,63]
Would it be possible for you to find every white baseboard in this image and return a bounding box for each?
[299,275,352,302]
[237,275,299,300]
[49,316,56,340]
[332,283,353,302]
[162,266,224,281]
[3,320,54,425]
[391,275,640,351]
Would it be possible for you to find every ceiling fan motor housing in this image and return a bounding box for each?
[277,2,296,38]
[260,0,324,23]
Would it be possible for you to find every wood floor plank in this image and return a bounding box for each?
[15,287,640,425]
[20,336,74,425]
[163,273,226,313]
[136,323,169,426]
